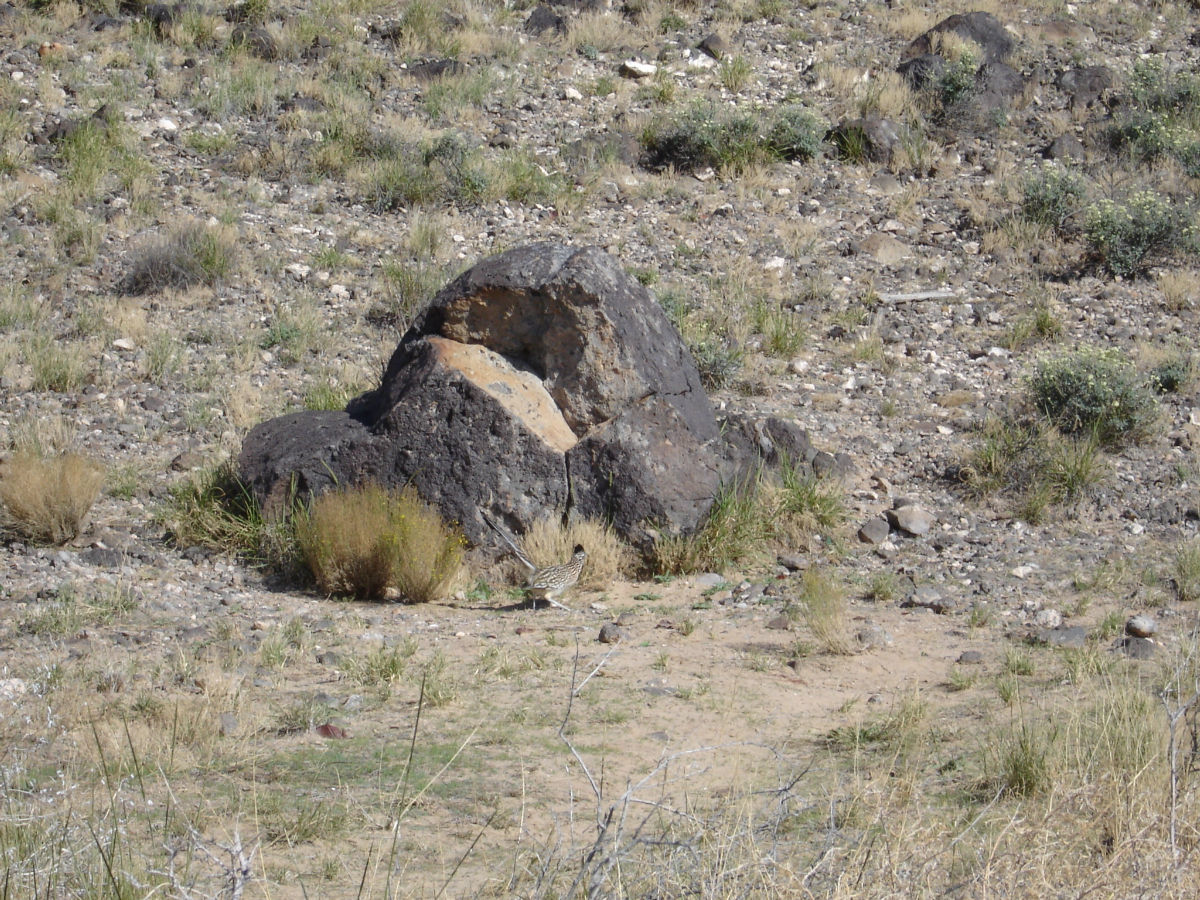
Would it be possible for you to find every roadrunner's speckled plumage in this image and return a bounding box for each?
[482,513,586,609]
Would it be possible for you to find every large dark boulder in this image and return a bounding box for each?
[241,243,783,552]
[903,12,1014,64]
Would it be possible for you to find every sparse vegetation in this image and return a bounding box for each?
[4,2,1200,896]
[294,483,463,601]
[124,221,240,294]
[0,452,104,544]
[1029,347,1159,447]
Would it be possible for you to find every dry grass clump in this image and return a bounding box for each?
[519,515,632,590]
[295,483,463,602]
[0,452,104,544]
[123,220,239,295]
[797,567,854,655]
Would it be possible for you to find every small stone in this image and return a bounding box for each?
[620,59,657,79]
[858,517,891,544]
[562,86,583,101]
[112,338,136,351]
[156,117,178,133]
[888,504,933,536]
[285,263,311,280]
[698,33,728,60]
[1112,636,1155,660]
[1125,615,1157,638]
[1033,608,1062,629]
[776,552,807,570]
[598,622,625,644]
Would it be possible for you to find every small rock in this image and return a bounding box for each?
[888,504,934,536]
[1125,615,1157,638]
[1035,625,1088,648]
[598,623,625,644]
[620,59,657,79]
[1112,636,1155,660]
[1033,608,1062,629]
[562,86,583,101]
[112,337,136,351]
[858,517,891,544]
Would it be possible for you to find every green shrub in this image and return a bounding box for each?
[1028,347,1158,446]
[764,105,826,162]
[1021,165,1087,231]
[1083,191,1198,277]
[295,484,462,601]
[1108,59,1200,176]
[640,101,766,173]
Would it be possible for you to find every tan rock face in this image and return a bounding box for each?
[426,336,578,454]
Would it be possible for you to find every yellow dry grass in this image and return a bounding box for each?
[519,514,634,590]
[0,451,104,544]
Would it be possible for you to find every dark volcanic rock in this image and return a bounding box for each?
[1056,66,1113,108]
[240,243,765,552]
[904,12,1014,64]
[525,5,566,36]
[896,53,946,91]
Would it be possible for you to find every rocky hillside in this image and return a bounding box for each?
[1,0,1200,895]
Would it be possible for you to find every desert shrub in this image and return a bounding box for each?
[124,221,238,294]
[1108,58,1200,176]
[1028,347,1158,446]
[640,101,766,173]
[1021,165,1087,231]
[163,462,280,561]
[519,515,631,590]
[764,105,826,162]
[0,452,104,544]
[295,483,462,602]
[1083,191,1198,277]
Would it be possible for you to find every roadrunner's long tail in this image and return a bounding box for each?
[481,511,536,572]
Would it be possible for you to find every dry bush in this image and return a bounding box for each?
[520,515,632,590]
[0,452,104,544]
[798,567,854,655]
[1156,269,1198,310]
[123,221,239,295]
[295,483,462,602]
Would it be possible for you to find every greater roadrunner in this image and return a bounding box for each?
[481,512,586,610]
